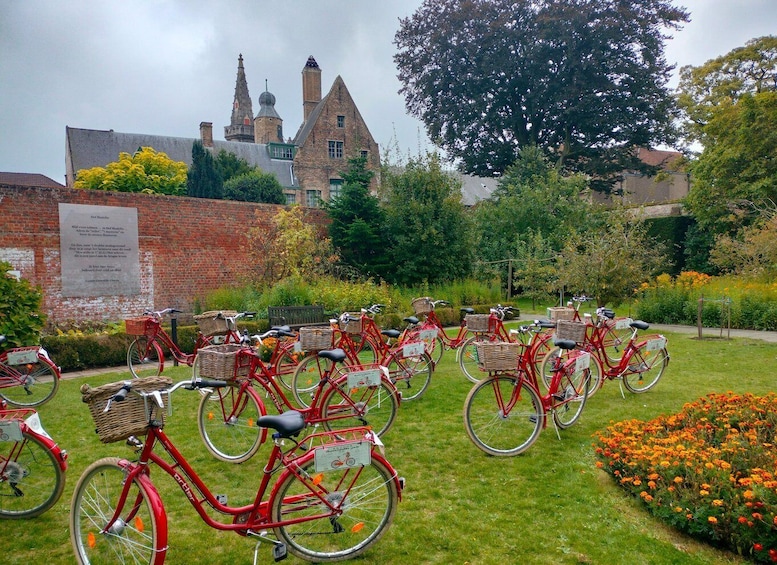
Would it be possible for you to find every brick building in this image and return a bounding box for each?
[66,55,380,206]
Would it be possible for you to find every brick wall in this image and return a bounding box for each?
[0,183,327,324]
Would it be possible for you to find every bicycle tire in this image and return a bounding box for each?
[0,431,65,518]
[274,346,300,391]
[385,350,433,401]
[70,457,166,565]
[540,346,603,398]
[602,322,633,364]
[291,355,334,408]
[0,354,60,408]
[463,374,544,456]
[127,337,164,379]
[197,384,266,463]
[457,334,494,383]
[622,345,669,393]
[552,356,590,429]
[271,454,399,562]
[319,375,399,437]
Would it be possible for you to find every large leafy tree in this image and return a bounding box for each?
[74,147,187,195]
[394,0,688,191]
[215,150,255,183]
[0,261,45,350]
[381,153,475,285]
[187,140,223,199]
[678,36,777,235]
[223,171,286,204]
[324,156,388,278]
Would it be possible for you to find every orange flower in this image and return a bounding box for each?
[708,516,718,524]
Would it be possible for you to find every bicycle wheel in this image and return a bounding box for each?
[622,344,669,393]
[0,431,65,518]
[320,376,399,437]
[0,355,60,408]
[197,384,266,463]
[552,356,590,429]
[422,335,444,365]
[291,355,333,408]
[127,337,163,379]
[540,347,603,398]
[354,336,379,365]
[602,322,633,363]
[271,455,399,562]
[385,350,432,401]
[70,457,165,565]
[457,334,493,383]
[463,375,543,456]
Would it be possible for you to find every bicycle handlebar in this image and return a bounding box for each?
[104,377,230,412]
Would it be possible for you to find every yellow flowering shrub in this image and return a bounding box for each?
[594,392,777,562]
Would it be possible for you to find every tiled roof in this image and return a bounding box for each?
[0,172,64,187]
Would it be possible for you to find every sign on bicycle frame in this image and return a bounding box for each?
[646,337,667,351]
[575,352,591,372]
[314,440,371,473]
[418,328,438,341]
[346,368,382,389]
[402,342,425,358]
[0,420,23,442]
[614,318,633,330]
[6,348,39,366]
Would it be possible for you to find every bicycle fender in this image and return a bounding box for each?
[116,458,169,560]
[22,414,69,471]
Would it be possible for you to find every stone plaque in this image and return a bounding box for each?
[59,203,140,296]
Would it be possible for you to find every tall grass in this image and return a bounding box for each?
[3,327,771,564]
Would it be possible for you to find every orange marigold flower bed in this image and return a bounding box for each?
[594,391,777,563]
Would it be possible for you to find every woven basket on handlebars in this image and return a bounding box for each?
[411,297,433,315]
[299,327,334,351]
[555,320,587,343]
[80,376,172,443]
[475,342,522,372]
[194,310,238,336]
[465,314,491,333]
[339,314,363,334]
[196,344,249,380]
[547,307,576,321]
[124,316,156,336]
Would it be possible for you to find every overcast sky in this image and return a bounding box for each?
[1,0,776,184]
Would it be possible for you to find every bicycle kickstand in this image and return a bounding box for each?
[250,530,287,563]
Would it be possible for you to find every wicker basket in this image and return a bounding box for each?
[196,344,249,380]
[125,316,155,336]
[475,342,522,371]
[81,376,173,443]
[556,320,587,343]
[465,314,491,333]
[299,327,334,351]
[411,297,433,315]
[194,310,238,336]
[547,307,576,321]
[339,313,362,334]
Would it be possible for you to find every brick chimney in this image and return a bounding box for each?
[199,122,214,148]
[302,56,322,122]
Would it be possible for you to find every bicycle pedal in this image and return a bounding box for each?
[273,543,288,561]
[528,414,537,424]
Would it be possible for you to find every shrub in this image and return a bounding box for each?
[0,262,46,350]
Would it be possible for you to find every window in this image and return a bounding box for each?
[337,115,345,128]
[328,140,344,159]
[360,150,369,160]
[269,143,294,160]
[329,179,344,200]
[285,193,296,205]
[306,190,322,208]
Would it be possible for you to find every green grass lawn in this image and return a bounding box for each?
[3,327,770,564]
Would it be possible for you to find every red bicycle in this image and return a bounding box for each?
[125,308,252,378]
[0,399,68,518]
[196,343,400,463]
[404,297,479,364]
[73,376,402,564]
[0,335,61,408]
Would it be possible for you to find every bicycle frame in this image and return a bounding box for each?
[106,426,393,563]
[0,407,68,472]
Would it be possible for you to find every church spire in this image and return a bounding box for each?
[224,54,255,143]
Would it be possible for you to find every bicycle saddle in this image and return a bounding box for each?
[318,349,347,363]
[382,329,401,339]
[256,411,306,438]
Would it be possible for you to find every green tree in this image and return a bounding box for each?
[215,150,255,183]
[0,262,45,350]
[474,146,601,263]
[512,232,558,308]
[381,153,475,285]
[74,147,187,195]
[187,141,223,199]
[223,171,286,204]
[324,156,387,278]
[394,0,688,190]
[678,36,777,236]
[556,215,668,307]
